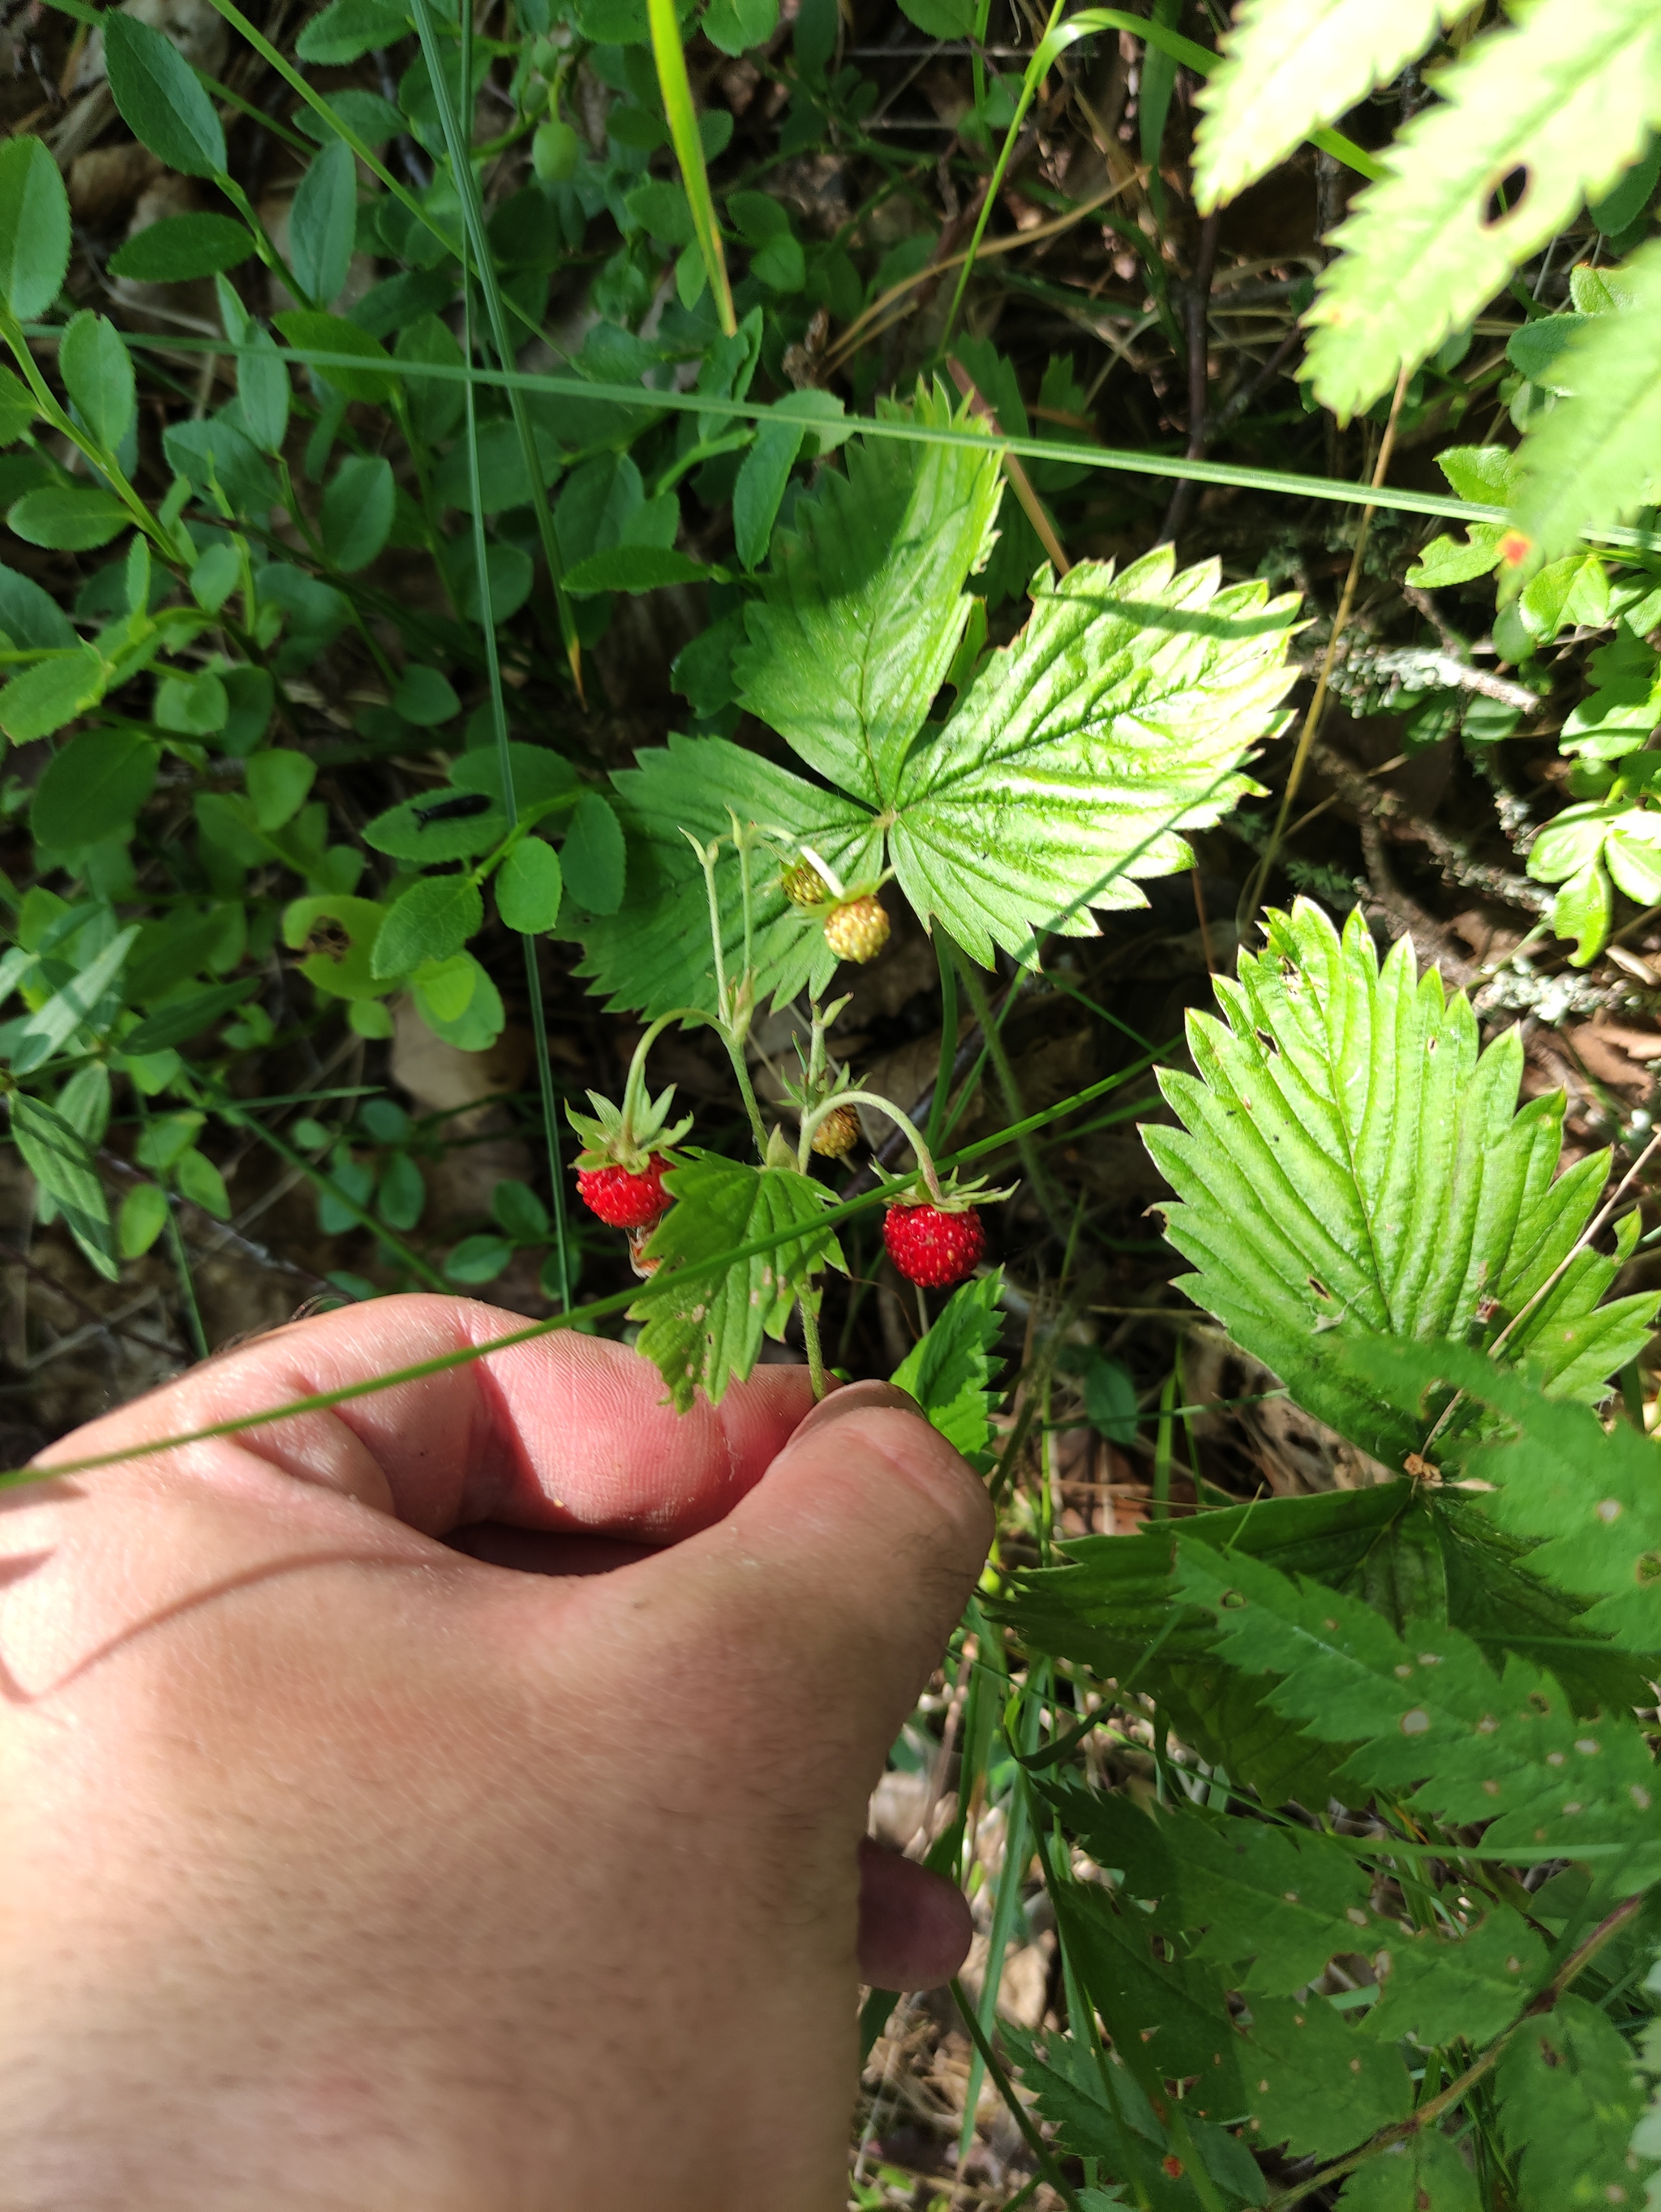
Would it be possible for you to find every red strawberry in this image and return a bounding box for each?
[576,1152,672,1228]
[883,1201,985,1288]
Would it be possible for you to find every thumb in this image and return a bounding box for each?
[653,1381,994,1815]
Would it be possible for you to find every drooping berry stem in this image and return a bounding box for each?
[796,1090,947,1204]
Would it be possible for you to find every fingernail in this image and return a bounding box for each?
[792,1378,920,1439]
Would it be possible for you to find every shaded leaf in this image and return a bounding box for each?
[0,136,71,321]
[104,11,226,178]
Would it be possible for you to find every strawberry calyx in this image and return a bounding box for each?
[566,1080,693,1177]
[872,1161,1016,1213]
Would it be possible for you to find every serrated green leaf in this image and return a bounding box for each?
[0,643,109,744]
[1335,2129,1479,2212]
[110,212,258,282]
[890,550,1295,966]
[0,136,70,323]
[245,749,317,833]
[104,11,226,178]
[576,734,882,1017]
[1045,1783,1377,1996]
[371,875,483,975]
[58,312,135,455]
[1238,1992,1413,2160]
[295,0,410,62]
[563,544,708,594]
[290,136,357,309]
[1512,237,1661,565]
[8,1091,117,1279]
[890,1268,1006,1464]
[1173,1541,1661,1876]
[1303,0,1661,416]
[1052,1880,1247,2116]
[1144,900,1659,1466]
[1354,1335,1661,1656]
[495,837,563,933]
[733,382,1003,805]
[449,742,577,812]
[1365,1905,1549,2047]
[630,1153,844,1410]
[9,484,129,551]
[1194,0,1466,211]
[1495,1996,1652,2209]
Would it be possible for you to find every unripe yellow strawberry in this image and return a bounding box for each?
[824,894,890,963]
[782,860,830,907]
[812,1103,861,1158]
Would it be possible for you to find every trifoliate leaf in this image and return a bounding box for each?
[1144,900,1659,1467]
[1303,0,1661,416]
[1512,237,1661,566]
[733,380,1003,805]
[630,1152,844,1410]
[574,734,883,1017]
[889,551,1296,965]
[1194,0,1466,212]
[1494,1996,1653,2210]
[890,1268,1006,1465]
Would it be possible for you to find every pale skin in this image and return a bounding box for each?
[0,1295,994,2211]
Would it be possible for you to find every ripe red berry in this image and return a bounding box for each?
[882,1202,985,1289]
[576,1153,672,1228]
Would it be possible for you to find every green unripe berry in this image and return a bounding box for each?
[533,118,580,184]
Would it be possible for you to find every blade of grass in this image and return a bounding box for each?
[940,6,1384,348]
[112,329,1658,542]
[5,1050,1200,1484]
[648,0,736,336]
[408,0,585,699]
[457,209,573,1314]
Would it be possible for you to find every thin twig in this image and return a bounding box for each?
[1241,362,1414,927]
[1159,210,1221,542]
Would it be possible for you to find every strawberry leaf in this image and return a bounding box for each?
[1143,899,1659,1465]
[630,1152,845,1410]
[733,378,1002,806]
[574,734,883,1017]
[888,551,1297,965]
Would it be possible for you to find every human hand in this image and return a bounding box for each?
[0,1296,992,2212]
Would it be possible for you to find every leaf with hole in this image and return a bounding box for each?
[1303,0,1661,414]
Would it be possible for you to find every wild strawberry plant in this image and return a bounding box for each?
[3,0,1661,2198]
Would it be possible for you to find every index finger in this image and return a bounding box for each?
[36,1294,818,1543]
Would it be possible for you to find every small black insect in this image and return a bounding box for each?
[412,791,491,827]
[419,859,466,877]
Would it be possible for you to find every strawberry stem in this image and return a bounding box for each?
[798,1090,947,1203]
